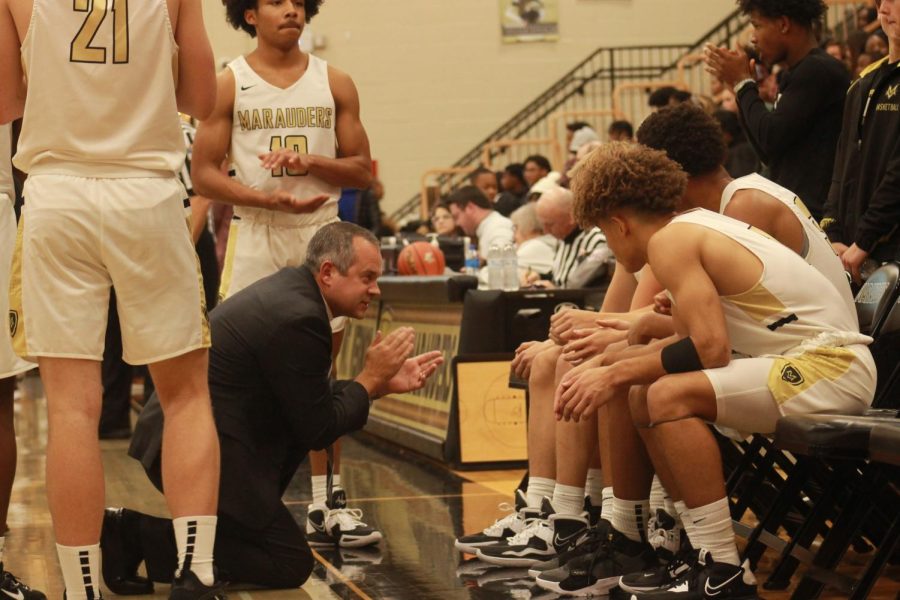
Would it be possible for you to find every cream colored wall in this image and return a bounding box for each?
[203,0,734,214]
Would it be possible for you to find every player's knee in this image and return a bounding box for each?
[529,345,560,383]
[628,385,652,428]
[646,377,695,425]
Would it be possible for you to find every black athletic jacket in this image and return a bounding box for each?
[824,57,900,261]
[736,48,850,220]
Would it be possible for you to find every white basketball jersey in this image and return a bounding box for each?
[0,125,12,202]
[669,209,867,357]
[721,173,854,315]
[228,54,339,226]
[14,0,184,177]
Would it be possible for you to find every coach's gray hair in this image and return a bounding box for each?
[510,203,544,236]
[304,222,380,274]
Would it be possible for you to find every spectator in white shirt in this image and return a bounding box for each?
[446,186,515,260]
[510,202,557,282]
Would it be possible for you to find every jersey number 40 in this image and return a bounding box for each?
[70,0,129,64]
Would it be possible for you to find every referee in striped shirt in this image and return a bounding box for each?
[533,185,608,288]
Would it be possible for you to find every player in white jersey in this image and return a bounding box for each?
[191,0,377,549]
[0,1,223,598]
[0,125,43,600]
[545,143,875,599]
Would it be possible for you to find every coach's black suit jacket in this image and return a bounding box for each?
[129,266,371,530]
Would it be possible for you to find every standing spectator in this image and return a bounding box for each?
[823,0,900,283]
[523,154,552,188]
[446,186,514,260]
[608,120,634,142]
[705,0,850,220]
[495,163,529,216]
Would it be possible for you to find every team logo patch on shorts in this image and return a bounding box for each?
[8,310,17,337]
[781,364,804,386]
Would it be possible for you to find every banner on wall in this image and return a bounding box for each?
[499,0,559,43]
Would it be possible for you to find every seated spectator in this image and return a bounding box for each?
[607,120,634,142]
[430,203,464,238]
[567,122,600,155]
[510,203,557,280]
[469,166,499,204]
[523,154,552,188]
[648,86,691,111]
[495,163,529,216]
[856,51,875,77]
[531,185,608,289]
[446,185,514,259]
[823,38,850,71]
[865,30,889,60]
[713,109,760,177]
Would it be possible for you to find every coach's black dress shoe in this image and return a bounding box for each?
[100,508,154,595]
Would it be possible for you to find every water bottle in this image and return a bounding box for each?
[501,243,519,291]
[463,238,479,275]
[487,244,502,289]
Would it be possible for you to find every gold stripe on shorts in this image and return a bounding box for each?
[767,346,855,406]
[9,215,27,358]
[217,221,240,303]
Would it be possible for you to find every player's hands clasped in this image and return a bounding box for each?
[267,191,330,214]
[259,149,311,173]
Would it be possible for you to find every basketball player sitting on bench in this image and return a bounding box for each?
[105,223,443,592]
[543,142,875,599]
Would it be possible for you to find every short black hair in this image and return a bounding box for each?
[637,104,726,178]
[713,109,743,142]
[648,86,680,108]
[504,163,527,186]
[737,0,826,29]
[222,0,325,37]
[445,186,492,210]
[469,167,496,183]
[524,155,552,172]
[608,120,634,139]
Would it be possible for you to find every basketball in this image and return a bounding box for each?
[397,241,446,275]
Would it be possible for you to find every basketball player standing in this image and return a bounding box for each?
[192,0,378,547]
[0,1,224,598]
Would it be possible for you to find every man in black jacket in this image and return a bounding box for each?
[103,222,442,592]
[705,0,850,220]
[823,0,900,283]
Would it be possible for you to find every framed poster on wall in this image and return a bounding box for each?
[499,0,559,43]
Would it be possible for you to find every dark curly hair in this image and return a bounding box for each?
[570,142,686,227]
[636,104,726,178]
[737,0,826,29]
[222,0,325,37]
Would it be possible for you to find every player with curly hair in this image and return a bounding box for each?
[192,0,379,552]
[704,0,850,222]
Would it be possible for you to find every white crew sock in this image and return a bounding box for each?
[649,476,666,514]
[525,477,555,509]
[600,487,615,521]
[585,468,604,505]
[173,516,217,586]
[674,499,690,533]
[611,497,650,543]
[311,473,341,506]
[686,498,740,566]
[551,483,585,516]
[56,543,102,600]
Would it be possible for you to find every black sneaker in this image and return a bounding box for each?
[583,496,602,528]
[476,498,556,567]
[0,564,47,600]
[620,544,696,594]
[527,519,612,578]
[534,527,657,596]
[100,508,154,595]
[625,549,757,599]
[646,509,682,557]
[306,489,382,548]
[455,489,531,553]
[549,512,590,555]
[169,569,227,600]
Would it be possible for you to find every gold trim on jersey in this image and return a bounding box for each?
[218,221,240,302]
[723,279,786,323]
[767,346,856,406]
[9,215,27,359]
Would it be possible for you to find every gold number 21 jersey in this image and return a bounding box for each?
[228,54,340,227]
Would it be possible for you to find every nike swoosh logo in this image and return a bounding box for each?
[553,531,584,547]
[2,588,25,600]
[240,85,256,91]
[704,570,742,596]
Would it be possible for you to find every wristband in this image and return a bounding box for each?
[734,78,756,95]
[661,337,704,374]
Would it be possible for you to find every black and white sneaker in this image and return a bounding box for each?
[549,512,591,555]
[646,509,682,557]
[169,569,227,600]
[306,489,383,548]
[455,489,531,553]
[534,527,657,596]
[583,496,602,527]
[476,498,556,567]
[527,519,612,578]
[625,549,757,599]
[0,564,47,600]
[620,544,695,594]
